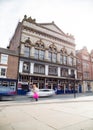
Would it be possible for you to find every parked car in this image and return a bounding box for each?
[27,89,55,97]
[0,86,16,100]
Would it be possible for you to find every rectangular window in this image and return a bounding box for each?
[23,62,30,73]
[0,68,6,77]
[52,53,57,63]
[61,68,68,77]
[24,47,30,57]
[71,69,75,78]
[48,66,58,76]
[1,54,8,64]
[69,57,73,66]
[35,49,39,59]
[49,52,52,61]
[39,50,45,60]
[83,72,89,79]
[83,62,89,69]
[60,55,63,64]
[34,64,45,74]
[63,55,67,65]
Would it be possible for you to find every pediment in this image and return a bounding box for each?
[39,22,65,35]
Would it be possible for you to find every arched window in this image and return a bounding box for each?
[69,52,74,66]
[69,57,73,65]
[48,44,57,63]
[24,38,31,57]
[60,47,67,65]
[34,40,45,60]
[63,55,67,65]
[24,46,30,57]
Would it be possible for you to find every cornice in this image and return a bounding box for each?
[22,25,75,47]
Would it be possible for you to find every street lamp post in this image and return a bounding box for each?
[74,74,76,98]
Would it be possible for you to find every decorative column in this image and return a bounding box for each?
[74,69,77,79]
[30,63,34,74]
[45,65,48,76]
[20,44,24,55]
[58,67,60,77]
[30,46,35,58]
[57,52,60,63]
[45,49,49,61]
[68,69,71,75]
[19,61,23,73]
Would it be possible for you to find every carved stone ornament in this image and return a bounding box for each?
[24,37,31,47]
[61,46,67,54]
[35,39,44,49]
[49,43,57,52]
[23,15,36,23]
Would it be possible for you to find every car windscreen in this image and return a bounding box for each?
[40,89,50,92]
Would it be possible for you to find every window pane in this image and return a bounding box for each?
[69,57,73,65]
[39,50,45,60]
[1,68,6,76]
[52,53,57,63]
[49,52,52,61]
[1,54,8,64]
[60,55,63,64]
[35,49,39,59]
[63,55,67,64]
[23,62,30,73]
[24,47,30,57]
[48,66,58,76]
[34,64,45,74]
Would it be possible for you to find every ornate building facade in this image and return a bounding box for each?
[8,15,77,94]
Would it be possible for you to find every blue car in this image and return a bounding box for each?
[0,86,16,100]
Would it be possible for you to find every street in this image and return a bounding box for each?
[0,94,93,130]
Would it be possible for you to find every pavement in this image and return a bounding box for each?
[0,92,93,106]
[0,93,93,130]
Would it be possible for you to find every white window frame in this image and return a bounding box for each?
[0,54,8,64]
[0,66,7,78]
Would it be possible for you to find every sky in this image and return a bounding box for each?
[0,0,93,52]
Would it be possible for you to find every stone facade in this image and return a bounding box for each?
[8,15,78,94]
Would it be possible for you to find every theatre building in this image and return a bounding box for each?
[8,15,77,94]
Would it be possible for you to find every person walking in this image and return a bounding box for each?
[32,84,39,101]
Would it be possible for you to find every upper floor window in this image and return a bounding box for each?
[23,62,30,73]
[83,72,89,79]
[69,57,73,66]
[48,66,58,76]
[0,54,8,64]
[24,46,30,57]
[63,55,67,65]
[34,40,45,60]
[52,53,57,63]
[61,68,68,77]
[48,45,57,63]
[60,47,67,65]
[35,49,45,60]
[0,68,6,77]
[83,62,89,69]
[34,64,45,74]
[60,55,63,64]
[49,52,52,61]
[71,69,75,78]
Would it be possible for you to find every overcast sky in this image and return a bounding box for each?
[0,0,93,52]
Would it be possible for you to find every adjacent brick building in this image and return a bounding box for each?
[0,47,18,90]
[76,47,93,92]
